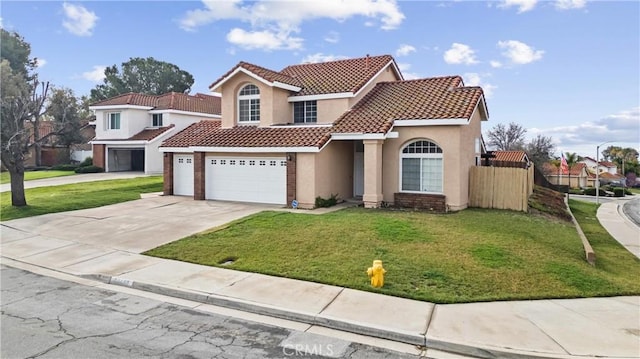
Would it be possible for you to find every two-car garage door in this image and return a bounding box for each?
[205,156,286,205]
[173,155,286,205]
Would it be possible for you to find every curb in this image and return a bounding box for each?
[566,196,596,265]
[79,271,591,359]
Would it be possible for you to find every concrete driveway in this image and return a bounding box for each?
[1,196,276,255]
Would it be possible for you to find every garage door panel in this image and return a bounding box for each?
[174,155,194,196]
[205,156,286,205]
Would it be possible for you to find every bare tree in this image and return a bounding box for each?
[525,134,555,169]
[486,122,526,151]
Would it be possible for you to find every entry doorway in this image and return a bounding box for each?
[353,141,364,197]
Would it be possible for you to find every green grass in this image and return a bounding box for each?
[629,188,640,195]
[145,205,640,303]
[0,170,76,184]
[1,176,163,221]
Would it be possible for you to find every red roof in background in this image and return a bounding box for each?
[162,121,221,147]
[332,76,484,134]
[91,92,221,116]
[492,151,528,163]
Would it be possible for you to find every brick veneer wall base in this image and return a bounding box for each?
[193,152,205,200]
[394,193,447,212]
[163,153,174,195]
[286,153,296,207]
[93,144,105,169]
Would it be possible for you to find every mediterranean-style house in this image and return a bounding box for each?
[542,162,589,188]
[89,92,221,174]
[160,55,489,210]
[579,156,618,175]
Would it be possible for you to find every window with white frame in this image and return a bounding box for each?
[293,101,317,123]
[107,112,121,130]
[152,113,163,127]
[238,84,260,123]
[400,140,443,193]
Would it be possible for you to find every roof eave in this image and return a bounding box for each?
[209,67,301,92]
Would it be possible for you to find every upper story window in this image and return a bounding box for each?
[107,112,121,130]
[293,101,317,123]
[401,140,443,193]
[152,113,163,127]
[238,84,260,123]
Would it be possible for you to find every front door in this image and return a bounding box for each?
[353,141,364,197]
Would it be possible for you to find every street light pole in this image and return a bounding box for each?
[596,141,614,205]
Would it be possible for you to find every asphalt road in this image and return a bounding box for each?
[0,266,419,359]
[623,197,640,227]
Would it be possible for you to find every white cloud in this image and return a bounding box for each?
[226,28,303,51]
[324,31,340,44]
[498,0,537,13]
[34,58,47,68]
[301,53,349,63]
[396,44,416,57]
[497,40,544,64]
[180,0,404,51]
[463,72,496,98]
[528,107,640,155]
[82,65,106,82]
[443,43,478,65]
[490,60,503,68]
[397,63,420,80]
[555,0,586,10]
[62,2,98,37]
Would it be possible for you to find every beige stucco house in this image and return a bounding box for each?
[160,55,489,211]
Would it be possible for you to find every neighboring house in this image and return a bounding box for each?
[90,92,221,174]
[542,162,589,188]
[24,119,95,167]
[487,150,530,168]
[160,55,488,210]
[580,156,618,175]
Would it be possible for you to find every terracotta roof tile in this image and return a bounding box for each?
[128,125,175,141]
[333,76,484,134]
[280,55,395,96]
[91,92,221,116]
[196,126,332,149]
[209,61,302,90]
[162,121,221,147]
[492,151,528,163]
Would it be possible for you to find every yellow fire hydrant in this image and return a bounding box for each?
[367,259,386,288]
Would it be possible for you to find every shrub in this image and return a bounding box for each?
[75,165,104,173]
[583,187,608,196]
[613,188,625,197]
[569,188,583,195]
[52,164,79,171]
[315,193,338,208]
[79,157,93,167]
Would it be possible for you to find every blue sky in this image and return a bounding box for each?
[2,0,638,158]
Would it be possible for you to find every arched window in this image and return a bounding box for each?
[400,140,443,193]
[238,84,260,123]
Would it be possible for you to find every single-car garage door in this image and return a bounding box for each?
[173,154,194,196]
[205,156,286,205]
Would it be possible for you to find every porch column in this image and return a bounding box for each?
[163,152,173,195]
[193,152,205,200]
[363,139,383,208]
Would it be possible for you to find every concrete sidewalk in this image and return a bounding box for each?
[2,197,639,358]
[596,197,640,259]
[0,171,152,193]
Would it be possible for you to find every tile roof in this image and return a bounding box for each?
[332,76,484,134]
[209,61,302,91]
[91,92,221,115]
[162,121,221,147]
[492,151,528,163]
[196,126,332,149]
[129,125,175,141]
[280,55,396,96]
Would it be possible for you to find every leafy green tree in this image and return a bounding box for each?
[46,87,88,147]
[0,29,36,76]
[90,57,195,101]
[565,152,579,190]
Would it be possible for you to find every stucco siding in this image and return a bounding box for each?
[94,108,149,139]
[317,98,350,124]
[218,73,272,128]
[315,141,353,201]
[296,153,317,209]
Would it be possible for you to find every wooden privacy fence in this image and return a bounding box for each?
[469,165,535,212]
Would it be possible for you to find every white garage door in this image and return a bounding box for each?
[173,155,194,196]
[205,156,286,205]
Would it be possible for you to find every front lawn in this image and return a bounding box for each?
[1,176,163,221]
[0,170,76,184]
[145,204,640,303]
